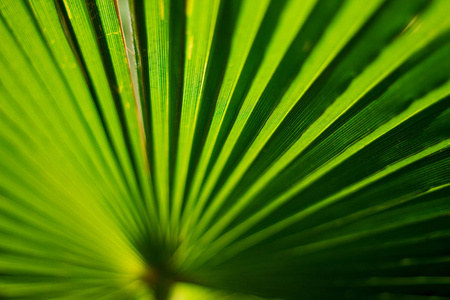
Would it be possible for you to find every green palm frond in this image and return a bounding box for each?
[1,0,450,299]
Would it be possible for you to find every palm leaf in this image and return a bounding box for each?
[1,0,449,299]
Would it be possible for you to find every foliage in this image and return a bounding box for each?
[1,0,450,299]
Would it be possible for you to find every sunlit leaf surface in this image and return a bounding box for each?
[1,0,450,299]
